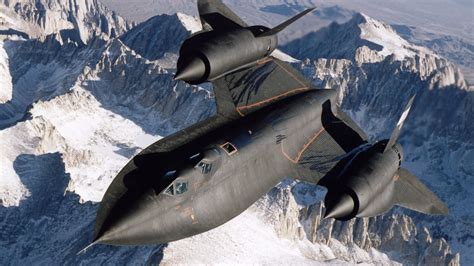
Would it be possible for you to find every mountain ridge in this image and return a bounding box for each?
[0,0,131,43]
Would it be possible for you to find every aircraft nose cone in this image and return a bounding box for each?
[94,177,195,245]
[94,193,157,245]
[324,193,355,220]
[174,56,206,83]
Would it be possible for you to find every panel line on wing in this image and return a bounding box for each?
[281,128,326,164]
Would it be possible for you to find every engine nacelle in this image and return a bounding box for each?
[175,26,278,84]
[324,141,403,220]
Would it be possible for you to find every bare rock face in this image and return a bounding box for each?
[120,13,200,63]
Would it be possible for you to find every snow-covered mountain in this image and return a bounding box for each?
[391,23,474,85]
[0,0,470,264]
[0,0,131,43]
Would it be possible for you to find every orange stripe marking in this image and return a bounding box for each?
[236,87,310,115]
[234,57,311,116]
[257,57,273,65]
[235,107,245,117]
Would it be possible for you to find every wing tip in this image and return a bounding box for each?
[396,168,449,216]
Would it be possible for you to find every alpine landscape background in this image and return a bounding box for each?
[0,0,472,264]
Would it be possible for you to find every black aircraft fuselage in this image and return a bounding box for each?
[86,0,448,250]
[96,90,338,245]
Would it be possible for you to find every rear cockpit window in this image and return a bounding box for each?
[175,181,188,195]
[197,161,212,174]
[221,142,237,155]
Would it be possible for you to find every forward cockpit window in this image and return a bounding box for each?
[165,184,174,195]
[175,181,188,195]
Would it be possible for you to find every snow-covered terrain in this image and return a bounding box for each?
[391,23,474,85]
[0,0,471,264]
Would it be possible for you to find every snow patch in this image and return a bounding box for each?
[177,12,202,33]
[0,40,12,103]
[0,154,28,207]
[358,13,418,61]
[0,87,159,205]
[30,87,159,202]
[162,210,335,264]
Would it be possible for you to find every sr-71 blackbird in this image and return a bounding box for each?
[86,0,448,248]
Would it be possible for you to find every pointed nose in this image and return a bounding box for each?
[324,193,355,220]
[174,56,206,83]
[93,189,178,246]
[94,184,198,246]
[94,193,156,245]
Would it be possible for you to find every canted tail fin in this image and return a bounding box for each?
[393,168,448,215]
[259,8,315,37]
[384,95,415,152]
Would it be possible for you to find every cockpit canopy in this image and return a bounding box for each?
[197,161,212,174]
[163,148,223,197]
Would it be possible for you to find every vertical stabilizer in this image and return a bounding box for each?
[384,95,415,152]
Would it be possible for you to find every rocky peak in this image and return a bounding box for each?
[0,0,131,43]
[284,12,468,90]
[120,12,200,63]
[282,12,381,62]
